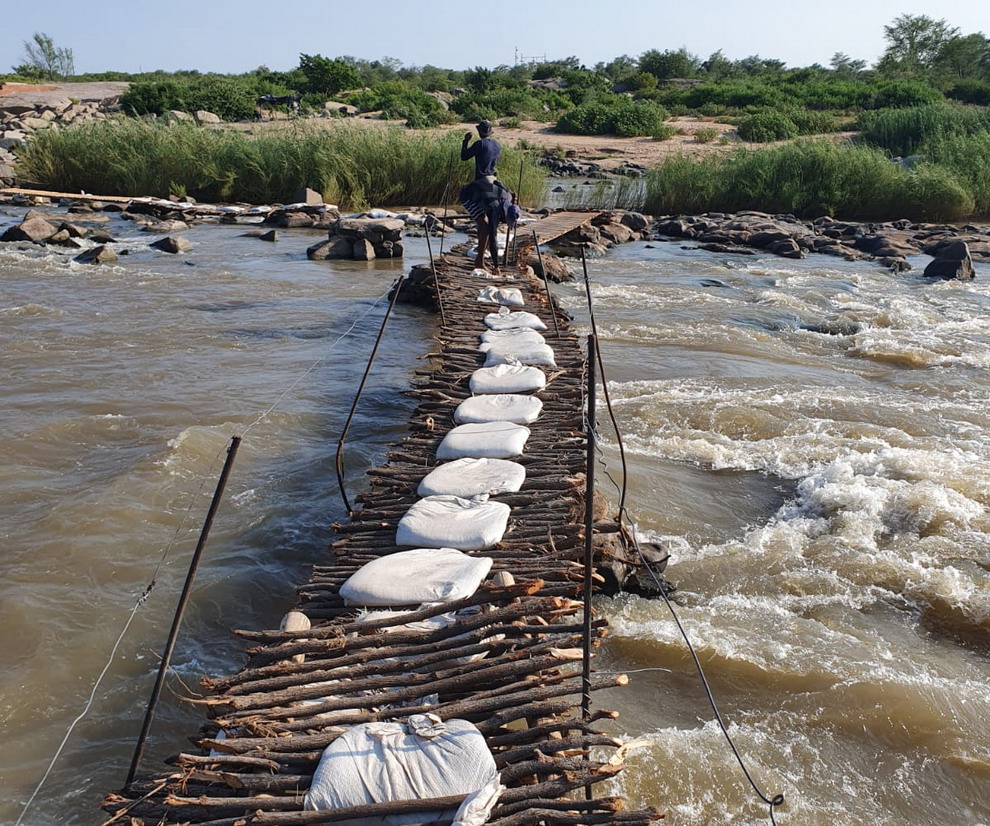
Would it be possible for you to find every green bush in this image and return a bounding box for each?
[787,109,839,135]
[947,80,990,106]
[870,80,942,109]
[121,76,258,120]
[556,99,668,136]
[121,81,187,116]
[184,76,257,121]
[898,164,975,222]
[652,124,679,141]
[451,87,563,122]
[346,81,452,127]
[923,132,990,216]
[737,111,798,142]
[611,101,669,137]
[693,127,719,143]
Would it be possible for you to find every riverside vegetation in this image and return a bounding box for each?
[14,120,546,209]
[5,13,990,219]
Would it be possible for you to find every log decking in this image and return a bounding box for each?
[102,213,663,826]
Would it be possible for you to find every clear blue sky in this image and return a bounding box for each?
[3,0,988,76]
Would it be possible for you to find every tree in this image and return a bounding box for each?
[639,48,700,80]
[701,50,737,81]
[934,33,990,83]
[297,54,360,97]
[830,52,867,75]
[877,14,959,76]
[15,32,74,80]
[595,54,637,81]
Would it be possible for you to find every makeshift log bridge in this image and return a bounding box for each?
[103,215,662,826]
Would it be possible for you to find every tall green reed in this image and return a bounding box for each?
[639,139,982,222]
[16,118,546,208]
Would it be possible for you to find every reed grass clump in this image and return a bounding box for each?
[641,139,981,222]
[855,103,990,156]
[16,118,546,209]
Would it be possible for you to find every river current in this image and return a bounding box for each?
[1,203,988,825]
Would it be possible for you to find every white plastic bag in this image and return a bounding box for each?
[454,394,543,425]
[305,715,501,826]
[483,342,557,368]
[470,363,546,394]
[418,457,526,498]
[476,285,524,306]
[339,548,493,606]
[396,495,511,550]
[484,305,548,331]
[436,421,531,460]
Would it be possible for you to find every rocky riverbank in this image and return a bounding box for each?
[653,210,989,278]
[1,187,985,281]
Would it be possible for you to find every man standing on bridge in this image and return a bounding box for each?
[459,121,511,274]
[461,120,500,181]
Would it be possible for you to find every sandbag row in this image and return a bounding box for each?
[393,296,556,556]
[299,282,557,822]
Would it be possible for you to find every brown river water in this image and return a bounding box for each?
[1,203,988,825]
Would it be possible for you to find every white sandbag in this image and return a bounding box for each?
[418,457,526,497]
[454,394,543,425]
[339,548,493,606]
[436,421,531,460]
[479,327,546,349]
[396,495,511,550]
[484,306,548,331]
[483,341,557,368]
[470,363,546,394]
[305,714,501,826]
[476,285,524,307]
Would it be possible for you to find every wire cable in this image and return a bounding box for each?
[579,247,786,825]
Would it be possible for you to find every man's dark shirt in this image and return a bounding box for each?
[461,136,501,178]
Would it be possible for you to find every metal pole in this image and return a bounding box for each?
[533,231,561,336]
[425,227,447,329]
[438,148,456,259]
[335,275,405,516]
[581,333,597,801]
[124,435,241,790]
[581,334,597,721]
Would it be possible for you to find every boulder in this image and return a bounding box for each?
[769,238,804,259]
[619,211,650,232]
[289,187,323,206]
[923,240,975,280]
[18,117,54,131]
[193,110,221,124]
[0,210,58,242]
[150,235,192,253]
[598,221,635,244]
[74,244,118,264]
[323,102,358,116]
[307,236,354,260]
[142,220,189,233]
[525,249,574,283]
[352,238,376,260]
[269,210,317,228]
